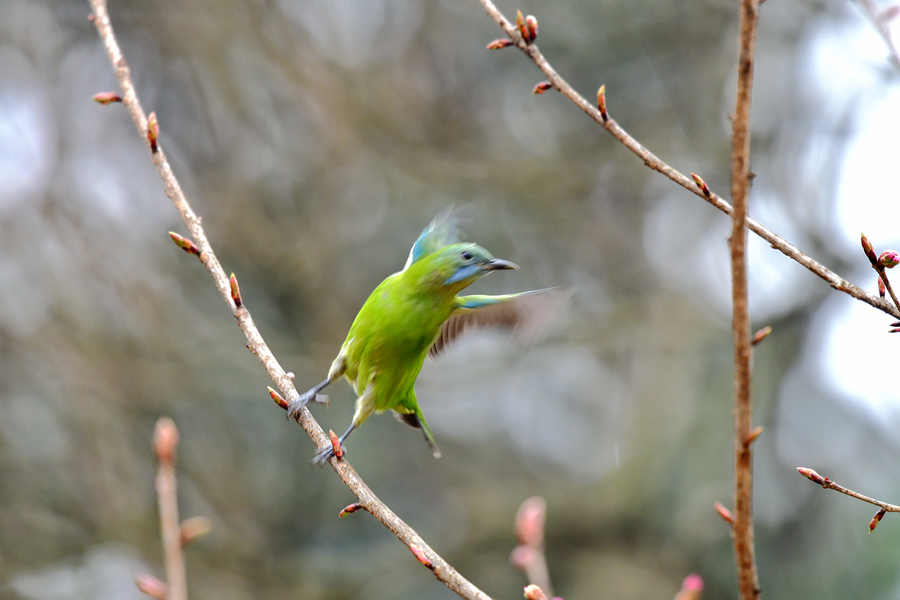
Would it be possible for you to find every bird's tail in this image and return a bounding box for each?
[395,408,442,458]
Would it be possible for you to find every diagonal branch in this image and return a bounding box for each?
[476,0,900,322]
[730,0,761,597]
[87,2,491,598]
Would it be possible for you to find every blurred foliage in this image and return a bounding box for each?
[2,0,900,599]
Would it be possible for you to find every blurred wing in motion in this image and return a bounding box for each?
[428,287,574,360]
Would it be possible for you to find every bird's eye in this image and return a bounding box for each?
[461,251,473,261]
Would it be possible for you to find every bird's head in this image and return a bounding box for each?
[425,243,518,292]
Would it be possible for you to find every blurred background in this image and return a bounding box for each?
[3,0,900,598]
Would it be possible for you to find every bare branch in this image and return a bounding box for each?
[730,0,761,596]
[152,417,188,600]
[797,467,900,533]
[88,2,491,598]
[475,0,900,321]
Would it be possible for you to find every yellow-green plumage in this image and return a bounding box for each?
[287,208,571,467]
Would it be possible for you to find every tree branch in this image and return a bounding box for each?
[476,0,900,322]
[730,0,761,597]
[152,417,188,600]
[797,467,900,532]
[87,2,491,598]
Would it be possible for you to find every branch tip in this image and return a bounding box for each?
[796,467,826,486]
[152,417,178,465]
[596,85,608,122]
[230,273,242,307]
[523,584,548,600]
[515,11,535,44]
[339,503,364,518]
[169,232,200,255]
[743,425,763,446]
[180,516,212,547]
[93,91,122,105]
[714,501,735,525]
[861,233,878,265]
[878,250,899,268]
[690,172,711,197]
[525,15,538,42]
[869,508,887,532]
[751,325,771,346]
[267,386,289,410]
[329,429,344,459]
[487,38,514,50]
[410,545,434,569]
[135,573,168,600]
[147,111,159,153]
[532,81,553,95]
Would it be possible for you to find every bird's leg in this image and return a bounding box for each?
[310,382,374,468]
[310,423,356,468]
[286,379,331,422]
[287,347,349,423]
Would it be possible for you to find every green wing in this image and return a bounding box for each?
[428,287,574,360]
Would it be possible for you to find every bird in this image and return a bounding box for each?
[287,207,572,467]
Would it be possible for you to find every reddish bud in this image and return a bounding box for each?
[797,467,826,485]
[268,387,289,410]
[487,38,514,50]
[524,585,548,600]
[339,503,363,518]
[516,11,531,43]
[674,574,704,600]
[147,111,159,153]
[410,545,433,569]
[329,429,344,459]
[691,172,711,198]
[862,233,878,265]
[153,417,178,465]
[879,276,887,298]
[751,326,772,346]
[879,250,899,268]
[135,573,167,599]
[744,425,763,446]
[891,328,900,334]
[87,13,96,22]
[532,81,553,95]
[229,273,242,307]
[510,544,538,570]
[869,508,887,532]
[525,15,538,42]
[180,516,212,547]
[169,232,200,255]
[714,501,734,525]
[597,85,608,122]
[93,92,122,105]
[515,496,546,547]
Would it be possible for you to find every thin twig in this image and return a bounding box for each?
[874,265,900,313]
[475,0,900,321]
[88,2,491,599]
[797,467,900,513]
[153,417,188,600]
[730,0,761,597]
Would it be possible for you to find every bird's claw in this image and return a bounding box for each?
[309,443,345,469]
[286,389,327,422]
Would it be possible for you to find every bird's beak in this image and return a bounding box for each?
[483,258,519,271]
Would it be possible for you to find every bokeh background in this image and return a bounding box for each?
[3,0,900,598]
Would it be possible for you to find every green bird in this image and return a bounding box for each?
[288,207,571,467]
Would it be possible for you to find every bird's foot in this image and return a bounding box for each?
[309,442,345,469]
[286,391,329,423]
